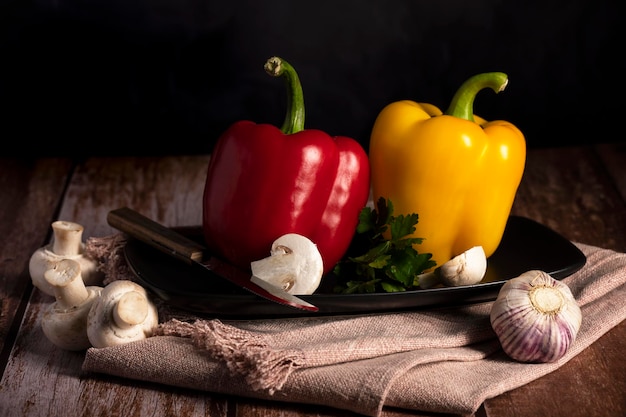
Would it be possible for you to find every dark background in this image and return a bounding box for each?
[1,0,623,157]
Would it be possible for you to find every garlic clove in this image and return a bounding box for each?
[490,270,582,363]
[250,233,324,295]
[438,246,487,287]
[417,246,487,289]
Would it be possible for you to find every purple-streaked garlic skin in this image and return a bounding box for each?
[490,270,582,363]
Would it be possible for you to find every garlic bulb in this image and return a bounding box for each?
[490,270,582,363]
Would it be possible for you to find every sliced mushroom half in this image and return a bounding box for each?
[250,233,324,295]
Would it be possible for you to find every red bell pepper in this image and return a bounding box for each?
[202,56,371,275]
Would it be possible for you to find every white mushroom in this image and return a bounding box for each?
[87,280,158,348]
[250,233,324,295]
[29,220,104,296]
[41,258,103,351]
[418,246,487,289]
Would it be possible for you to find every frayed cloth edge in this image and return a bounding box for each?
[85,233,134,284]
[156,318,305,394]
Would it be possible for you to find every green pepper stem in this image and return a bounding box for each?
[264,56,305,134]
[444,72,509,122]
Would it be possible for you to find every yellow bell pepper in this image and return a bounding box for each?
[369,72,526,267]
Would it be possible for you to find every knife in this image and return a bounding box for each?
[107,207,319,312]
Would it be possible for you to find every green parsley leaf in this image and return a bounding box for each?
[332,197,436,293]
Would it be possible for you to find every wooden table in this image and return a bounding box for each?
[1,143,625,417]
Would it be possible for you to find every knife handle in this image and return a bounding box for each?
[107,207,205,264]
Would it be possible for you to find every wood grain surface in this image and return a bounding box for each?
[0,143,624,417]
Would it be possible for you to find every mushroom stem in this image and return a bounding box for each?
[113,291,149,328]
[30,220,104,295]
[45,259,90,310]
[41,258,102,351]
[51,221,85,256]
[87,280,159,348]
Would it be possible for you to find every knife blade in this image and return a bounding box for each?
[107,207,319,312]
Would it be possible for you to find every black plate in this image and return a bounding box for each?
[124,216,586,318]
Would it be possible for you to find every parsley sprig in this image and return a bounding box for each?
[332,197,436,293]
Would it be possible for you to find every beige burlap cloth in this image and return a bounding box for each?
[82,242,626,416]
